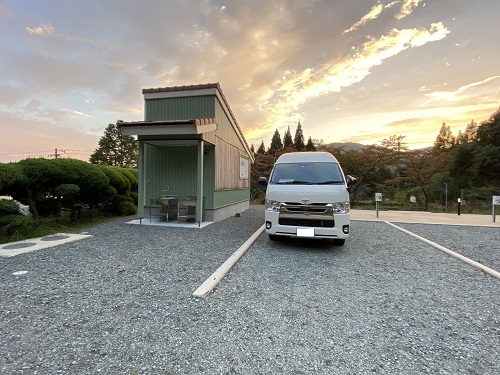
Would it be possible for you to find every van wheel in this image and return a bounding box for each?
[332,239,345,246]
[269,234,279,241]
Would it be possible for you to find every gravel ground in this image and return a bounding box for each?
[393,222,500,271]
[1,206,499,374]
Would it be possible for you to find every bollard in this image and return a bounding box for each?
[457,198,461,216]
[375,193,382,218]
[493,196,500,222]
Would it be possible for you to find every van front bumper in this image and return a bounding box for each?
[264,210,350,239]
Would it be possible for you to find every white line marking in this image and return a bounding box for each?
[0,234,93,257]
[193,224,266,298]
[385,221,500,280]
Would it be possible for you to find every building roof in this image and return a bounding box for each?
[141,83,253,162]
[119,118,218,136]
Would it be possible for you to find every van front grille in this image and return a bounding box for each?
[279,218,335,228]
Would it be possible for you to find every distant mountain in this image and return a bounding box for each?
[325,142,367,151]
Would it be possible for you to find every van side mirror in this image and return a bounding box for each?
[258,177,268,186]
[346,175,356,192]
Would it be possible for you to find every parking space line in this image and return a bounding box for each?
[192,224,266,298]
[385,221,500,280]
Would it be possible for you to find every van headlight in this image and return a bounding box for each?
[332,202,350,214]
[265,200,281,212]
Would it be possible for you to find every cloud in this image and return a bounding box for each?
[396,0,423,20]
[26,23,55,36]
[343,1,399,34]
[245,22,450,141]
[423,75,500,104]
[26,23,95,43]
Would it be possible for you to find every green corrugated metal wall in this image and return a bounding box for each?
[145,96,215,121]
[214,189,250,208]
[143,143,215,209]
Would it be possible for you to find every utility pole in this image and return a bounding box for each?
[48,148,67,159]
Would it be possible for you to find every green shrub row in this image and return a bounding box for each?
[0,158,138,224]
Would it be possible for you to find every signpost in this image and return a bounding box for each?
[375,193,382,218]
[493,196,500,222]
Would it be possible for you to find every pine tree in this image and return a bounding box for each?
[456,120,478,144]
[268,129,283,155]
[305,136,316,151]
[434,122,455,150]
[293,121,305,151]
[283,126,293,149]
[90,121,138,167]
[250,143,255,156]
[257,140,266,154]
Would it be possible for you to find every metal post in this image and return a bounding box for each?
[444,183,448,212]
[493,196,500,222]
[196,140,204,227]
[376,201,379,218]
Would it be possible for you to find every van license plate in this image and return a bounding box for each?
[297,228,314,237]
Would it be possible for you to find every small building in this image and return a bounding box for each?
[120,83,254,225]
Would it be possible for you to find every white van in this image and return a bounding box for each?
[258,152,355,245]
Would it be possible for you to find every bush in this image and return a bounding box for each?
[0,199,18,215]
[0,214,34,237]
[116,200,137,216]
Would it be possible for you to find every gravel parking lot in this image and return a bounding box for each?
[1,206,499,374]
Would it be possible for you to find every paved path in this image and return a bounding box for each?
[351,209,500,227]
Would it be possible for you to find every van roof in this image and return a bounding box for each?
[275,151,339,164]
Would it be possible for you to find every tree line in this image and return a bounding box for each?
[251,120,317,156]
[251,108,500,211]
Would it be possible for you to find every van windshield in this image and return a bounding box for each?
[270,162,345,185]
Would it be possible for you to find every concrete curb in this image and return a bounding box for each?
[386,221,500,280]
[193,224,266,298]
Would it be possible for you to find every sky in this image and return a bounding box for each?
[1,0,499,163]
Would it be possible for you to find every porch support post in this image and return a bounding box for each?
[196,140,204,225]
[138,141,146,218]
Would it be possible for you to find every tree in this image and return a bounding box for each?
[305,136,316,151]
[380,135,408,191]
[268,129,283,155]
[328,144,395,205]
[381,135,408,152]
[434,122,455,151]
[312,138,326,150]
[293,121,305,151]
[403,148,452,210]
[90,121,138,168]
[450,111,500,188]
[455,120,478,144]
[257,140,266,154]
[283,126,293,149]
[250,143,255,157]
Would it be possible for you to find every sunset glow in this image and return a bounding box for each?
[0,1,499,162]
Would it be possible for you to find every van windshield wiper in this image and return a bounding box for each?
[317,180,344,185]
[275,180,311,184]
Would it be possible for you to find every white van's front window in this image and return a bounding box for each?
[270,162,344,185]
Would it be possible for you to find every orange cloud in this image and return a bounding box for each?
[245,22,450,142]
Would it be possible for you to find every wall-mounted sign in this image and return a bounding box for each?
[239,154,249,179]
